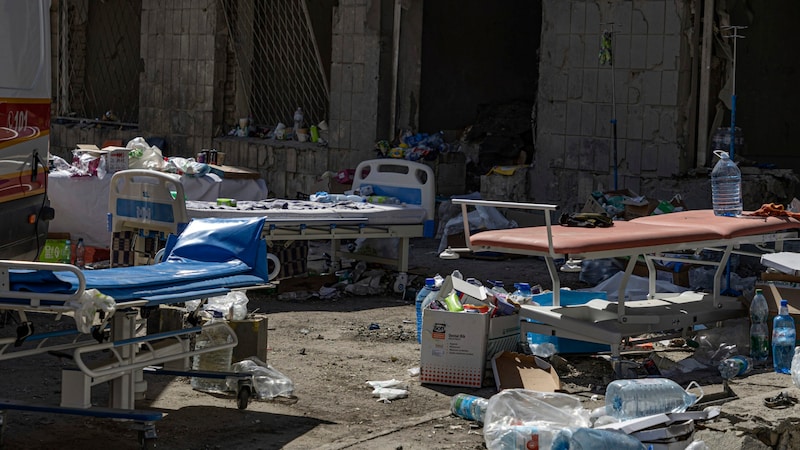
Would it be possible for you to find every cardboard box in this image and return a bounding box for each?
[39,238,71,263]
[490,351,560,392]
[420,276,490,388]
[631,260,692,287]
[102,146,131,173]
[486,314,521,365]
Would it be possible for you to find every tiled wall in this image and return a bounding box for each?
[532,0,690,210]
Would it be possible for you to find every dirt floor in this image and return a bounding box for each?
[0,237,797,449]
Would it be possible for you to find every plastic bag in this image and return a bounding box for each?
[228,357,295,400]
[691,318,749,366]
[483,389,590,450]
[66,288,116,334]
[126,136,165,170]
[186,291,249,321]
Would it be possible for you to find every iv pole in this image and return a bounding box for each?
[721,25,746,160]
[599,23,617,190]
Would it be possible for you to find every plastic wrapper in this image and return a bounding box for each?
[126,136,165,170]
[66,288,116,334]
[185,291,249,321]
[483,389,589,450]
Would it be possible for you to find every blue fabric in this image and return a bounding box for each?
[5,217,269,304]
[166,216,265,266]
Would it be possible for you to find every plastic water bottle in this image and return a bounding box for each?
[718,355,752,379]
[420,283,441,311]
[293,107,304,137]
[710,149,742,217]
[791,346,800,388]
[510,282,534,305]
[75,238,86,269]
[604,378,699,420]
[772,299,796,374]
[416,278,435,343]
[750,289,770,365]
[552,427,647,450]
[191,311,234,393]
[450,393,488,423]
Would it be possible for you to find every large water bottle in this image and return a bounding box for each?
[416,278,435,343]
[420,283,441,311]
[450,393,488,423]
[710,150,742,217]
[552,427,647,450]
[509,282,534,305]
[191,311,234,393]
[604,378,700,420]
[750,288,770,365]
[772,299,796,374]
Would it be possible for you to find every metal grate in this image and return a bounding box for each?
[54,0,141,124]
[221,0,329,129]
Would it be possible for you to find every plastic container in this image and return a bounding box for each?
[293,107,304,136]
[792,346,800,388]
[772,299,796,374]
[509,282,534,305]
[450,393,488,423]
[191,311,234,393]
[420,284,441,311]
[442,291,464,312]
[75,238,85,269]
[604,378,700,420]
[750,288,770,365]
[416,278,435,343]
[718,355,752,379]
[710,150,742,217]
[552,427,647,450]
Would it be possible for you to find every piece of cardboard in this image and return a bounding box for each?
[490,351,560,392]
[419,276,490,388]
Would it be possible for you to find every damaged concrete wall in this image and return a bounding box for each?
[532,0,692,211]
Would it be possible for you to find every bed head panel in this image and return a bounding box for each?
[108,170,189,235]
[352,159,436,237]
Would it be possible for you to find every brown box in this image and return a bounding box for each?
[754,281,800,337]
[230,315,268,363]
[631,260,692,287]
[624,199,660,220]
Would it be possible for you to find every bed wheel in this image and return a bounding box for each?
[237,386,252,410]
[137,424,158,449]
[393,272,408,293]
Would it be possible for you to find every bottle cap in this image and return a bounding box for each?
[781,299,789,307]
[425,278,435,286]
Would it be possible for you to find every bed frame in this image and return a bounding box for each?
[127,158,438,292]
[451,199,800,363]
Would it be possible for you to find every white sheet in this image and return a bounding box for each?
[185,199,427,225]
[47,170,269,248]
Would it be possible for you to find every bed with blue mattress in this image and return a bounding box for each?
[0,216,273,443]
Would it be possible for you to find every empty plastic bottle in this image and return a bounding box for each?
[191,311,234,393]
[420,282,441,311]
[416,278,436,343]
[552,427,647,450]
[718,355,752,379]
[710,150,742,217]
[75,238,86,269]
[792,347,800,388]
[509,282,534,305]
[450,393,488,423]
[750,288,770,365]
[604,378,700,420]
[772,299,796,374]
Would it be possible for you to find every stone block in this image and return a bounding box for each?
[481,167,529,203]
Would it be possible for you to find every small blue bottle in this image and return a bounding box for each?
[415,278,435,343]
[772,299,796,374]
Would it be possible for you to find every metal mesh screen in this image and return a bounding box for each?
[221,0,329,128]
[54,0,141,124]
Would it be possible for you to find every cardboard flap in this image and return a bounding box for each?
[491,351,560,392]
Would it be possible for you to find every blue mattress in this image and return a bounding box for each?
[4,217,270,305]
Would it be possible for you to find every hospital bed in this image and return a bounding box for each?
[0,216,273,447]
[451,199,800,363]
[133,158,437,292]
